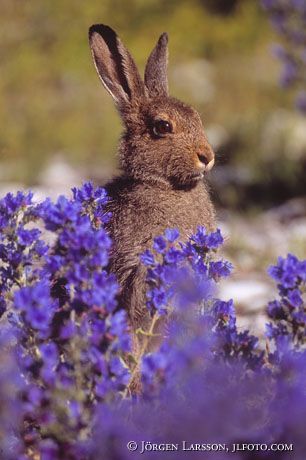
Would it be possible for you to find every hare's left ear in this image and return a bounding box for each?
[144,33,169,98]
[89,24,145,108]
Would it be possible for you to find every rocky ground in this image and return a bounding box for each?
[1,157,305,339]
[219,199,306,337]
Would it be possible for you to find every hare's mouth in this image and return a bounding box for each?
[184,171,205,189]
[169,170,204,190]
[189,171,204,182]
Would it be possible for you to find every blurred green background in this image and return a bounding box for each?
[1,0,305,209]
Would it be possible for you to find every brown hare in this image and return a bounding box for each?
[88,24,216,338]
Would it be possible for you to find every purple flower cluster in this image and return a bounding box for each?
[140,229,261,398]
[142,227,231,315]
[92,348,306,460]
[140,299,262,401]
[0,183,306,459]
[0,331,23,460]
[0,191,47,317]
[267,253,306,350]
[262,0,306,114]
[91,250,306,460]
[0,183,131,457]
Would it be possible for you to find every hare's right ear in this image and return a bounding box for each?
[145,33,169,98]
[88,24,145,107]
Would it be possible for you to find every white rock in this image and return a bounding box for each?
[38,155,81,189]
[218,278,272,312]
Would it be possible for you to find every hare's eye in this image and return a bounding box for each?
[152,119,173,137]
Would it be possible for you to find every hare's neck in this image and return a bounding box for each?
[121,173,204,192]
[122,173,171,190]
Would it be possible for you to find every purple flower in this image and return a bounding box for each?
[14,282,57,333]
[296,91,306,114]
[261,0,276,9]
[271,42,287,59]
[266,253,306,348]
[110,357,130,385]
[59,320,76,340]
[0,331,23,459]
[292,0,306,12]
[209,260,232,279]
[39,439,58,460]
[147,287,169,314]
[17,227,41,246]
[68,400,82,422]
[205,229,224,249]
[191,226,207,246]
[39,343,59,367]
[108,310,131,353]
[268,254,302,288]
[288,288,303,307]
[72,181,108,208]
[213,298,235,319]
[140,250,155,266]
[191,227,223,250]
[280,59,298,87]
[142,343,171,390]
[0,191,33,217]
[153,236,167,254]
[164,247,183,264]
[262,0,306,114]
[164,228,180,242]
[267,300,285,319]
[72,181,95,202]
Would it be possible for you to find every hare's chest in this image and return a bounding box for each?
[105,182,215,282]
[120,184,214,241]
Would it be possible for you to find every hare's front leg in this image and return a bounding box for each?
[121,263,154,347]
[120,263,165,394]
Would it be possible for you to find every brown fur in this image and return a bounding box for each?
[89,24,216,333]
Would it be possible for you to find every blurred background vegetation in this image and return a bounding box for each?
[1,0,305,210]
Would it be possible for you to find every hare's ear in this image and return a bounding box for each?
[144,33,169,98]
[89,24,145,107]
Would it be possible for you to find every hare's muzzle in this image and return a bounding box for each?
[197,152,215,172]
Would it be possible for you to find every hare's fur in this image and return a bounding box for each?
[89,25,215,332]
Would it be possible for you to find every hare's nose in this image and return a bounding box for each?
[197,153,215,172]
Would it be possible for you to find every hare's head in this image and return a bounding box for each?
[89,24,214,188]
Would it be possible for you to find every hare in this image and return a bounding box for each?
[88,24,216,338]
